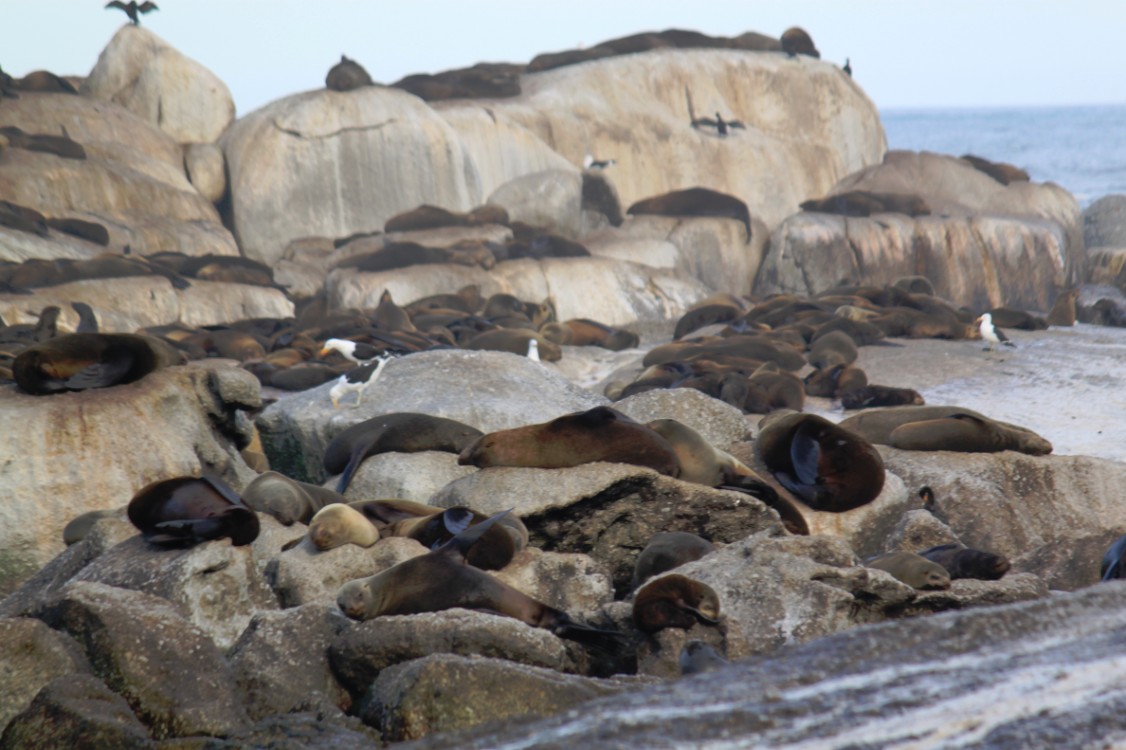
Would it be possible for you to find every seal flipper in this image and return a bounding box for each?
[549,611,630,652]
[64,358,132,389]
[789,422,822,486]
[336,437,376,494]
[150,517,227,545]
[433,508,512,564]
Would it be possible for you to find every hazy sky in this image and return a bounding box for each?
[4,1,1125,116]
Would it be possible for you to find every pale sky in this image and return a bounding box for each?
[3,0,1125,116]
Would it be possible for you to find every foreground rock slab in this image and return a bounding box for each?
[406,583,1126,749]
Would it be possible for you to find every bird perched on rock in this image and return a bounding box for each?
[106,1,158,25]
[843,58,852,77]
[328,353,397,409]
[975,312,1015,352]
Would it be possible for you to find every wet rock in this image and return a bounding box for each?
[0,617,90,734]
[0,673,154,750]
[328,610,577,697]
[36,581,249,739]
[360,654,650,742]
[255,349,608,483]
[227,603,355,720]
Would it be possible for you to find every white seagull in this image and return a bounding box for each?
[328,353,394,408]
[319,337,382,364]
[583,154,616,170]
[975,313,1015,352]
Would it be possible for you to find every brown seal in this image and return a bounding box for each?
[840,385,925,410]
[987,307,1048,331]
[14,333,183,394]
[803,364,868,398]
[632,574,721,633]
[755,412,885,513]
[888,413,1049,454]
[562,319,639,350]
[800,190,930,218]
[631,532,715,590]
[458,406,681,477]
[464,329,562,361]
[308,503,380,550]
[378,504,528,571]
[336,511,622,645]
[127,475,259,547]
[242,471,344,526]
[628,188,752,243]
[918,543,1011,581]
[960,154,1030,185]
[323,412,484,493]
[780,27,820,58]
[1046,288,1079,327]
[325,55,373,92]
[335,241,496,273]
[839,405,1052,455]
[864,551,951,590]
[806,330,859,369]
[62,508,121,545]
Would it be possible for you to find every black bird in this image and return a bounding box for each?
[105,1,159,25]
[843,58,852,77]
[691,112,746,137]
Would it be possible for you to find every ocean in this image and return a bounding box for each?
[881,104,1126,207]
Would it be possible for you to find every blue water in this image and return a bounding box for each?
[881,104,1126,207]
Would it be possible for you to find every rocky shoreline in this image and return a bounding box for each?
[4,21,1126,749]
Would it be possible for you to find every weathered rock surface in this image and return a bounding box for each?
[878,446,1126,590]
[83,25,235,144]
[488,169,583,237]
[488,548,613,616]
[36,581,249,739]
[340,450,476,503]
[71,535,278,650]
[361,654,650,742]
[255,349,608,482]
[0,363,261,596]
[405,584,1126,750]
[755,150,1084,309]
[612,387,750,449]
[1082,193,1126,250]
[184,142,227,203]
[328,610,578,697]
[0,617,90,733]
[0,673,154,750]
[227,603,355,720]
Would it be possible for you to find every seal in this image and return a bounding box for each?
[800,190,930,218]
[325,54,373,92]
[1047,288,1079,327]
[632,574,721,633]
[960,154,1030,185]
[308,503,381,550]
[673,303,744,340]
[780,27,820,58]
[324,412,483,493]
[242,471,344,526]
[755,412,885,513]
[458,406,681,477]
[840,385,925,410]
[888,412,1047,454]
[562,319,639,350]
[838,405,1052,455]
[337,510,623,646]
[1100,534,1126,581]
[803,364,868,398]
[986,308,1047,331]
[62,508,120,545]
[628,188,752,242]
[127,475,259,547]
[742,368,806,414]
[864,551,951,590]
[631,532,715,590]
[918,543,1011,580]
[680,640,728,675]
[380,504,528,570]
[464,329,562,361]
[14,332,183,395]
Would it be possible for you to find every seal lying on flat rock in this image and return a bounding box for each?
[755,412,885,513]
[627,187,752,243]
[838,405,1052,455]
[865,551,951,590]
[308,503,380,550]
[458,406,681,477]
[128,476,259,548]
[840,385,925,410]
[337,511,621,646]
[632,574,721,633]
[14,333,183,394]
[324,413,483,493]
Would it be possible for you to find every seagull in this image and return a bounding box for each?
[583,154,616,170]
[105,1,159,25]
[975,312,1015,352]
[527,338,541,362]
[843,58,852,77]
[690,111,746,137]
[328,353,396,409]
[319,337,384,364]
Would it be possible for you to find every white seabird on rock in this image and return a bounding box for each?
[975,312,1015,352]
[329,353,395,408]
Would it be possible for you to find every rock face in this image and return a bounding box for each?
[0,617,89,733]
[83,25,235,144]
[406,584,1126,750]
[224,48,883,266]
[0,364,261,596]
[755,151,1084,310]
[1083,193,1126,250]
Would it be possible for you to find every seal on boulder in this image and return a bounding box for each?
[632,574,721,633]
[127,476,259,548]
[326,54,373,92]
[308,503,380,550]
[627,187,751,242]
[631,532,715,590]
[918,543,1011,581]
[865,551,951,590]
[13,333,183,395]
[242,471,344,526]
